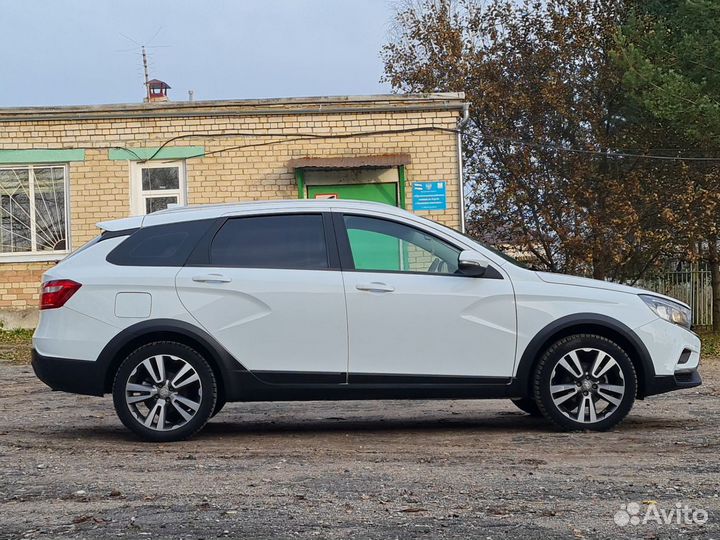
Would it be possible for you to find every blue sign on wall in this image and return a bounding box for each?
[412,181,447,211]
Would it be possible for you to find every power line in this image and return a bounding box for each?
[141,127,720,163]
[9,125,720,163]
[472,133,720,162]
[139,126,461,162]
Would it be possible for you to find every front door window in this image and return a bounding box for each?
[343,215,460,274]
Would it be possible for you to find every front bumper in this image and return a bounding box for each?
[644,368,702,397]
[634,318,701,376]
[31,349,105,396]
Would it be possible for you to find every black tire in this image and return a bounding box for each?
[211,397,226,418]
[510,397,542,417]
[533,334,636,432]
[112,341,217,442]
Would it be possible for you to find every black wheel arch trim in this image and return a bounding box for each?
[97,318,250,398]
[510,313,656,399]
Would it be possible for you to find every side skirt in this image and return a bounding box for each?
[226,371,514,402]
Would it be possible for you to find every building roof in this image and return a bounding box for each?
[147,79,170,88]
[0,93,466,122]
[288,153,411,169]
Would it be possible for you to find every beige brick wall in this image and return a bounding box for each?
[0,263,48,310]
[0,100,463,320]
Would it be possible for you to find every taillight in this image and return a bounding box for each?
[40,280,82,310]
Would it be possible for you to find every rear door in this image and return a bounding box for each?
[175,212,348,382]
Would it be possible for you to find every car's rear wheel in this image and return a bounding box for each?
[211,397,226,418]
[112,341,217,442]
[510,397,542,416]
[533,334,636,431]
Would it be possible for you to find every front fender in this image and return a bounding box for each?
[510,313,655,398]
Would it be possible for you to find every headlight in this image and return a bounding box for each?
[639,294,691,329]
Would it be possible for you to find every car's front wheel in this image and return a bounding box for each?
[533,334,636,431]
[112,341,217,442]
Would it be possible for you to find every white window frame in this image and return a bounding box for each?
[0,163,71,263]
[130,160,187,216]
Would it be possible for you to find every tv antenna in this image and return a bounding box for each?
[117,28,170,101]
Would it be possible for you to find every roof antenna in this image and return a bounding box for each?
[116,29,170,102]
[142,45,150,102]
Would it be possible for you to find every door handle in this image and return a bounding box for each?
[355,282,395,293]
[192,273,232,284]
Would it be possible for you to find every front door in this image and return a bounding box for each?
[336,213,517,380]
[175,212,348,381]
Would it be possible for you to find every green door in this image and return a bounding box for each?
[307,182,401,270]
[307,182,398,206]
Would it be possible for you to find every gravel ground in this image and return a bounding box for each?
[1,359,719,540]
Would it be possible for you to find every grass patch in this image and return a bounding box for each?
[0,328,33,364]
[696,329,720,358]
[0,328,34,344]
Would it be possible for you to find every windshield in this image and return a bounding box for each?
[460,232,529,269]
[407,213,530,269]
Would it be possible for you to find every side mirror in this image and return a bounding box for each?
[458,250,489,277]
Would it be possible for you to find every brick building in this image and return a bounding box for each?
[0,93,468,327]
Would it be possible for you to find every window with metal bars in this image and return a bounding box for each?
[0,165,68,255]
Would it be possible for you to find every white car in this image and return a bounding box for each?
[32,200,701,441]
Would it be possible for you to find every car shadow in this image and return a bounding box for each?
[50,407,695,444]
[203,413,549,436]
[200,411,693,437]
[51,411,547,443]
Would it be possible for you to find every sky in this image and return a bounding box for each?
[0,0,397,107]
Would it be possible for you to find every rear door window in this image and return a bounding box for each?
[210,214,328,269]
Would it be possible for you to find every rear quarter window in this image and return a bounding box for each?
[107,219,213,267]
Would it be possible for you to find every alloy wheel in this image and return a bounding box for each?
[124,354,203,431]
[549,347,625,424]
